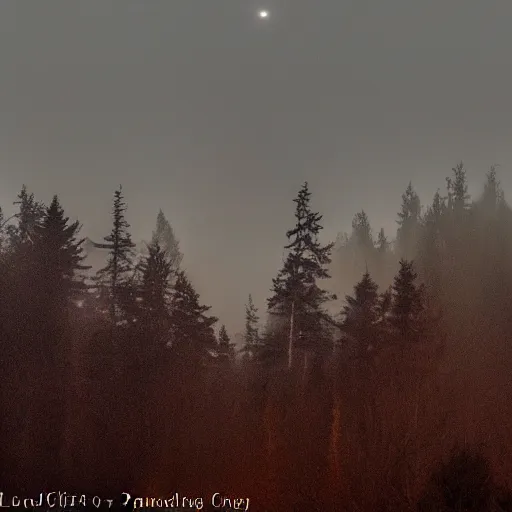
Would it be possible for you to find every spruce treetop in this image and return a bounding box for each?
[397,182,421,226]
[480,165,504,213]
[218,324,230,344]
[170,271,218,350]
[424,189,446,225]
[97,186,136,277]
[151,209,183,270]
[343,271,379,325]
[396,182,421,258]
[285,182,334,267]
[95,186,136,322]
[342,270,381,355]
[244,294,260,346]
[9,185,45,247]
[138,240,173,316]
[377,228,389,253]
[391,259,426,339]
[267,182,335,345]
[446,161,471,213]
[33,195,90,302]
[350,210,373,251]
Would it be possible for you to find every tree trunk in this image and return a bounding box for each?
[288,300,295,369]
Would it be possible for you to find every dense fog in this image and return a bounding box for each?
[1,165,512,511]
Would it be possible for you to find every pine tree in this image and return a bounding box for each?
[347,210,376,279]
[350,210,373,252]
[32,195,90,307]
[169,271,218,360]
[244,294,260,349]
[443,163,472,318]
[396,182,421,259]
[17,195,90,483]
[95,186,136,323]
[376,228,389,253]
[151,209,183,271]
[335,232,349,250]
[373,227,394,287]
[8,185,45,248]
[390,259,426,341]
[218,324,230,343]
[473,167,511,325]
[378,287,392,321]
[267,182,335,365]
[446,161,471,214]
[1,189,49,336]
[218,324,235,359]
[417,190,447,297]
[0,206,5,254]
[342,270,380,356]
[424,190,446,228]
[137,241,173,339]
[479,165,504,216]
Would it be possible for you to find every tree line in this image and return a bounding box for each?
[1,162,512,510]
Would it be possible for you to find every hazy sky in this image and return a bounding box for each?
[1,0,512,334]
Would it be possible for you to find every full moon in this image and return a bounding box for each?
[258,10,269,19]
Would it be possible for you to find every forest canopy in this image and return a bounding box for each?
[1,163,512,510]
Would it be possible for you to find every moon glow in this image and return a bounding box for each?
[258,10,269,19]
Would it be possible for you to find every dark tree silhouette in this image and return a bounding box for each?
[217,324,235,360]
[244,293,260,353]
[267,182,335,366]
[350,210,373,251]
[151,209,183,271]
[94,186,136,323]
[33,195,90,306]
[0,206,5,252]
[396,181,421,259]
[169,271,218,361]
[137,241,173,345]
[1,165,512,509]
[378,286,392,323]
[390,259,426,341]
[342,270,380,356]
[446,161,471,215]
[376,227,389,253]
[8,185,45,248]
[418,448,499,512]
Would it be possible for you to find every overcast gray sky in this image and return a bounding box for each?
[1,0,511,334]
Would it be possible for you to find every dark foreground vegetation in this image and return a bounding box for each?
[1,162,512,511]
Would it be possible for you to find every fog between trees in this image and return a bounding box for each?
[1,162,512,511]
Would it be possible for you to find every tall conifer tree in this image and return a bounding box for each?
[350,211,373,252]
[347,210,376,277]
[23,196,90,484]
[396,182,421,259]
[95,186,136,323]
[376,228,389,254]
[390,259,426,341]
[169,271,218,359]
[151,210,183,271]
[8,185,45,249]
[446,161,471,215]
[417,190,446,299]
[0,206,5,254]
[267,182,335,366]
[342,271,380,356]
[33,196,90,307]
[137,241,173,339]
[218,324,235,360]
[244,294,260,349]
